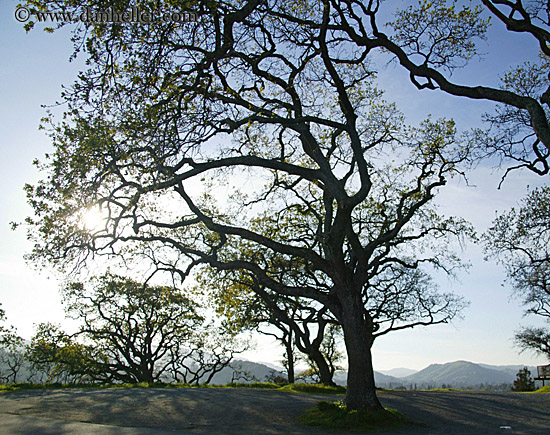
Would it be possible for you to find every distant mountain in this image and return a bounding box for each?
[2,351,540,389]
[332,370,402,387]
[401,361,513,388]
[210,361,530,389]
[207,360,539,388]
[333,371,346,385]
[209,360,286,384]
[180,360,546,388]
[378,368,418,378]
[256,361,285,372]
[478,363,538,378]
[374,371,403,385]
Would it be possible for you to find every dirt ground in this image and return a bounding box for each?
[0,387,548,434]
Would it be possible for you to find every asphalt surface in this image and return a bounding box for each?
[0,387,548,434]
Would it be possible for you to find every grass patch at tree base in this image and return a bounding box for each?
[297,400,407,432]
[279,383,346,395]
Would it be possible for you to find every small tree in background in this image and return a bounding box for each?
[0,304,26,383]
[298,324,345,384]
[512,367,536,392]
[202,267,340,386]
[26,322,103,383]
[26,274,248,384]
[62,274,203,383]
[167,326,249,385]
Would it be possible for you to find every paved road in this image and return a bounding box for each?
[381,390,550,434]
[0,388,548,434]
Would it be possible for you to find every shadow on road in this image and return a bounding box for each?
[0,388,549,434]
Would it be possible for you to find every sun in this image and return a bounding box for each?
[82,207,106,232]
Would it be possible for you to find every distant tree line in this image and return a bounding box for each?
[383,382,514,392]
[0,275,249,385]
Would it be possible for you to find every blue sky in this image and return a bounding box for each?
[0,0,548,371]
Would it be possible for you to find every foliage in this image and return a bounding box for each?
[386,0,550,178]
[62,274,205,383]
[476,1,550,177]
[297,400,405,432]
[26,322,103,383]
[0,304,11,338]
[514,327,550,360]
[389,0,489,70]
[512,367,536,392]
[478,54,550,179]
[0,304,26,384]
[484,186,550,360]
[484,186,550,314]
[20,0,550,411]
[26,275,247,384]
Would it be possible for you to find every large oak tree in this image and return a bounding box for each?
[20,0,549,409]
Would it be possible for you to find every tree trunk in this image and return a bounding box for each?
[292,322,337,386]
[137,360,155,383]
[285,333,295,384]
[340,296,383,411]
[309,347,336,386]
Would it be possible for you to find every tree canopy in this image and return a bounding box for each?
[25,274,247,384]
[19,0,550,410]
[62,274,203,383]
[26,321,104,383]
[512,367,536,391]
[0,304,26,383]
[485,186,550,360]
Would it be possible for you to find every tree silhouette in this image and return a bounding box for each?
[485,186,550,360]
[20,0,548,409]
[512,367,536,391]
